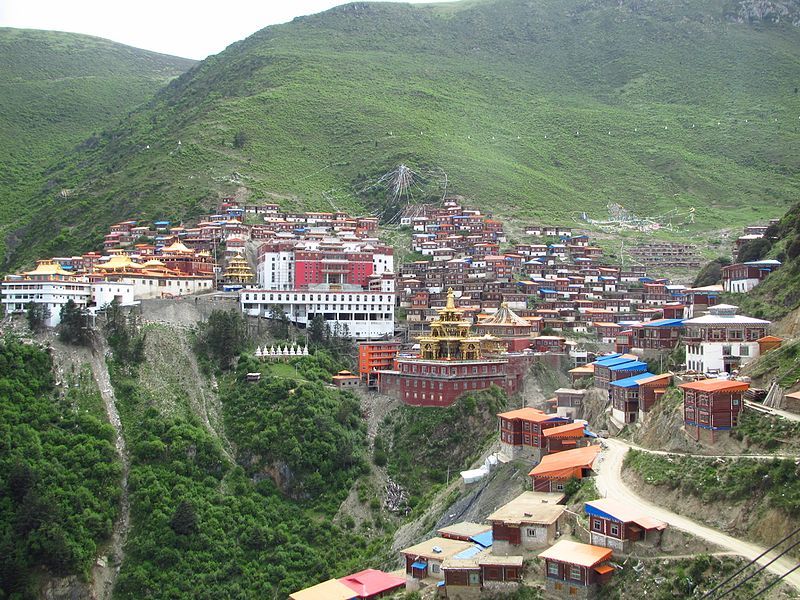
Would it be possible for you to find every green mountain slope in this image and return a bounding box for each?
[0,28,195,262]
[6,0,800,267]
[727,200,800,319]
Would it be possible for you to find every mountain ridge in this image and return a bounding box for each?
[4,0,800,267]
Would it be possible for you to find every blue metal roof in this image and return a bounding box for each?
[609,372,655,388]
[453,545,485,560]
[411,561,427,570]
[608,361,648,372]
[585,503,622,522]
[594,356,636,368]
[470,531,493,548]
[539,288,557,294]
[643,318,684,328]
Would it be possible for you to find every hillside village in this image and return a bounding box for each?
[2,195,799,600]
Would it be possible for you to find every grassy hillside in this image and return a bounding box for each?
[0,28,194,264]
[5,0,800,268]
[723,201,800,319]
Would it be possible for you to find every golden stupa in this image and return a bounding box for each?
[417,288,503,360]
[223,254,255,284]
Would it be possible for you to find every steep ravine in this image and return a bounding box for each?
[88,335,131,600]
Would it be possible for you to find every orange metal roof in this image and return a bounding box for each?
[757,335,783,342]
[569,364,595,374]
[594,564,615,575]
[538,540,612,567]
[679,379,750,393]
[497,407,553,421]
[635,373,672,386]
[542,422,585,438]
[529,445,601,478]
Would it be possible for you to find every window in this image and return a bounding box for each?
[555,483,564,491]
[593,519,603,531]
[740,345,750,357]
[569,586,578,596]
[610,524,619,536]
[570,566,581,580]
[526,528,537,537]
[548,563,559,576]
[430,563,439,574]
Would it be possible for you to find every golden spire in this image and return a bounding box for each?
[446,287,456,310]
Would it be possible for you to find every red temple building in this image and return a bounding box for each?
[378,289,519,406]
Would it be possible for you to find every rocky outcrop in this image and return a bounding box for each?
[726,1,800,26]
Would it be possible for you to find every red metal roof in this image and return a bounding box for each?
[338,570,405,598]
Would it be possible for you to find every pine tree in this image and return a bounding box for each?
[58,300,89,345]
[25,302,50,332]
[170,500,198,535]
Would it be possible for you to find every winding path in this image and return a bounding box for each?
[89,337,131,600]
[594,438,800,591]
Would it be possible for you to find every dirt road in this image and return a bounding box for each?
[594,438,800,591]
[745,400,800,423]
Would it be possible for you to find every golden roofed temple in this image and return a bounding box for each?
[476,302,535,337]
[223,254,255,284]
[418,288,502,360]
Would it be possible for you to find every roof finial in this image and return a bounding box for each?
[446,288,456,310]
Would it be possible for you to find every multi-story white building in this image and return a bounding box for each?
[240,284,395,339]
[683,304,770,374]
[1,260,92,327]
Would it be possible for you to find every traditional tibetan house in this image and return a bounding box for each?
[497,407,569,461]
[554,388,588,419]
[529,445,601,493]
[437,522,492,543]
[630,318,684,351]
[585,498,667,552]
[568,364,594,385]
[400,536,476,590]
[332,370,360,388]
[609,372,655,424]
[542,421,590,454]
[680,379,749,443]
[683,304,770,374]
[441,554,523,598]
[636,373,673,419]
[592,355,638,390]
[538,540,614,599]
[606,360,648,387]
[487,491,566,555]
[338,569,405,600]
[757,335,783,355]
[530,335,568,353]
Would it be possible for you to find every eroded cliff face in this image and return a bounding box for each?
[726,0,800,25]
